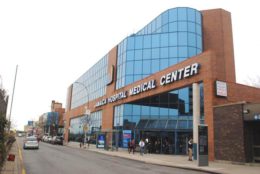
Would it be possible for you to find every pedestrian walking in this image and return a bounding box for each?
[139,139,145,156]
[145,138,149,154]
[87,136,90,148]
[128,140,132,154]
[188,138,193,161]
[129,139,135,154]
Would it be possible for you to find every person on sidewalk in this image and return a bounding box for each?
[129,139,135,154]
[188,138,193,161]
[128,140,132,154]
[139,139,145,156]
[144,138,149,154]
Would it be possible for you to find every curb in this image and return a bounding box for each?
[66,144,222,174]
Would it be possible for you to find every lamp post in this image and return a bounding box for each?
[74,81,91,145]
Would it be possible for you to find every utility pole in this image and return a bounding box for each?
[8,65,18,132]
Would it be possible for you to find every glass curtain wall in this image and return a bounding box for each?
[116,7,202,89]
[69,111,102,142]
[71,55,109,109]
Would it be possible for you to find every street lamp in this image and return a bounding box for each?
[74,81,91,145]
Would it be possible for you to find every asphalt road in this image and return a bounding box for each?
[18,138,209,174]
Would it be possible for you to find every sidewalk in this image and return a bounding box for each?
[67,142,260,174]
[0,142,20,174]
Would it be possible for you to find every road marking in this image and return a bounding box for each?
[17,140,26,174]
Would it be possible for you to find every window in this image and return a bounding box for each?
[152,34,160,48]
[127,37,135,50]
[126,61,134,75]
[169,33,177,46]
[160,33,168,47]
[143,35,151,48]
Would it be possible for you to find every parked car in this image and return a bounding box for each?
[23,136,39,149]
[51,136,63,145]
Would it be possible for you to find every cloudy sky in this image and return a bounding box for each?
[1,0,260,130]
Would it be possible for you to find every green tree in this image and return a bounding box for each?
[0,88,8,167]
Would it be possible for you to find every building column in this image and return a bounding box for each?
[193,83,200,160]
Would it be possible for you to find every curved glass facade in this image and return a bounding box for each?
[116,7,202,89]
[71,55,109,109]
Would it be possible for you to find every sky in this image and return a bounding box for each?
[1,0,260,130]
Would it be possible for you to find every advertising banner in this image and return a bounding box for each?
[97,133,105,148]
[122,130,132,148]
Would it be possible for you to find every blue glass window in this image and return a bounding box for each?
[188,33,197,47]
[135,36,143,49]
[152,48,160,59]
[178,8,187,20]
[179,47,188,57]
[178,22,187,31]
[126,61,134,75]
[125,75,133,85]
[169,22,177,32]
[160,33,168,47]
[151,107,159,116]
[169,58,178,66]
[162,25,169,33]
[143,35,151,48]
[169,33,177,46]
[178,32,188,45]
[143,60,151,74]
[124,104,132,115]
[134,75,142,81]
[188,47,197,57]
[160,108,169,115]
[143,49,151,60]
[179,88,189,103]
[126,50,134,61]
[169,108,178,116]
[196,24,202,35]
[169,9,177,22]
[135,50,142,60]
[156,15,162,30]
[196,11,201,24]
[133,105,141,115]
[160,59,169,70]
[152,34,160,48]
[134,61,142,74]
[188,23,196,33]
[160,47,168,58]
[187,8,195,22]
[169,47,178,57]
[151,59,159,73]
[162,11,169,25]
[127,37,135,50]
[197,35,202,49]
[141,106,150,115]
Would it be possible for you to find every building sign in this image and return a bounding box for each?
[160,63,200,86]
[216,80,228,97]
[129,80,156,96]
[95,63,200,107]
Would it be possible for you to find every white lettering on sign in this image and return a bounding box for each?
[160,63,200,86]
[95,63,200,108]
[129,80,156,96]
